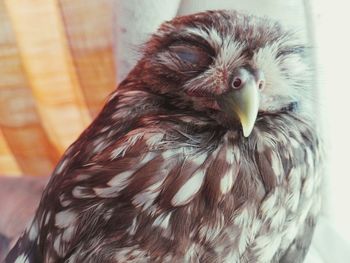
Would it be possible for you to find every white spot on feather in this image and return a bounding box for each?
[152,212,172,229]
[94,142,106,153]
[55,210,77,228]
[249,219,262,243]
[132,180,164,210]
[112,110,129,120]
[184,243,200,262]
[132,191,158,210]
[28,222,38,241]
[220,167,235,194]
[271,152,282,178]
[100,126,110,133]
[234,205,254,227]
[62,225,75,242]
[110,133,144,160]
[107,91,118,102]
[192,152,207,166]
[92,137,107,154]
[161,150,174,159]
[161,148,182,159]
[254,234,282,262]
[199,223,222,243]
[298,199,313,223]
[260,192,277,216]
[110,145,128,159]
[59,194,72,207]
[106,154,156,196]
[302,176,315,197]
[223,252,239,263]
[44,211,51,226]
[74,174,91,181]
[225,147,235,164]
[56,159,68,174]
[145,133,164,147]
[53,236,64,257]
[282,221,299,245]
[14,254,29,263]
[103,208,114,221]
[140,152,157,165]
[72,186,94,199]
[290,137,299,148]
[126,218,138,235]
[238,228,249,254]
[305,147,314,176]
[171,169,206,206]
[288,167,302,191]
[94,187,119,198]
[286,191,300,212]
[270,207,286,229]
[108,171,134,187]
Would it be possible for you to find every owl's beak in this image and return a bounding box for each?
[217,70,262,137]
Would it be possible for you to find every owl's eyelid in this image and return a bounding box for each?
[169,44,208,56]
[169,43,209,55]
[169,44,212,67]
[168,36,215,55]
[276,45,308,58]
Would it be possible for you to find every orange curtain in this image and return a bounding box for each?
[0,0,117,176]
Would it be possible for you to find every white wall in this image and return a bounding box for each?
[311,0,350,245]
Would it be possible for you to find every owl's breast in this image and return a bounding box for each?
[178,113,322,262]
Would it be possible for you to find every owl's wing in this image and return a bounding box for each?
[5,120,221,262]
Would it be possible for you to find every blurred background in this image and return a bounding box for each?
[0,0,349,262]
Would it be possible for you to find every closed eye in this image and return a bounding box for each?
[276,45,307,58]
[169,44,212,68]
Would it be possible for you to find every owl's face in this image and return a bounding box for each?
[130,10,311,136]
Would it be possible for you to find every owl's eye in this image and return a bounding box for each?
[169,44,211,67]
[276,46,306,58]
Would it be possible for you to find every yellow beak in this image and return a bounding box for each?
[217,78,260,137]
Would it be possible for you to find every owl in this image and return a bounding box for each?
[5,10,322,263]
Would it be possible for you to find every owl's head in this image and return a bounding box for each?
[125,10,312,136]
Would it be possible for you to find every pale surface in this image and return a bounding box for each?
[310,0,350,256]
